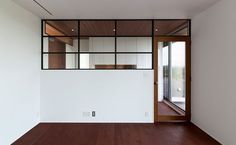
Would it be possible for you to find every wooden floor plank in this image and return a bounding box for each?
[158,102,180,116]
[12,123,51,145]
[12,123,221,145]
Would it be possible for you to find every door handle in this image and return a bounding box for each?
[154,82,158,85]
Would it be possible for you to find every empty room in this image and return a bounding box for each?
[0,0,235,144]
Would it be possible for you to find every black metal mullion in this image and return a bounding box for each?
[75,52,152,54]
[79,35,152,37]
[43,52,79,54]
[42,35,78,37]
[80,52,114,54]
[41,20,44,70]
[189,20,191,38]
[43,68,153,70]
[117,52,152,54]
[152,20,154,70]
[115,20,117,69]
[78,20,80,69]
[42,19,190,21]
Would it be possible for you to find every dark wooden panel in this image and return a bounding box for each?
[154,20,189,36]
[12,123,221,145]
[45,20,188,37]
[80,21,115,36]
[117,20,152,36]
[48,39,65,69]
[46,21,78,36]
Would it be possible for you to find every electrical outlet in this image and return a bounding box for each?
[83,112,90,117]
[145,112,149,117]
[92,111,96,117]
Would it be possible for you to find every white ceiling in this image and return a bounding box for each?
[13,0,220,19]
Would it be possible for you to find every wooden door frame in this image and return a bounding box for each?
[154,36,191,122]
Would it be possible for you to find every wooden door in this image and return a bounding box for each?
[154,36,191,122]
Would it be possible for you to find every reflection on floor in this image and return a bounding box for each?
[158,102,182,116]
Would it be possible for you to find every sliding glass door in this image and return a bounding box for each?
[171,42,186,110]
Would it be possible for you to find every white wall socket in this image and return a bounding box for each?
[82,112,90,117]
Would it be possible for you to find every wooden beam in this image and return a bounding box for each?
[45,23,73,46]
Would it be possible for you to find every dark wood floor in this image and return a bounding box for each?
[158,102,180,116]
[12,123,221,145]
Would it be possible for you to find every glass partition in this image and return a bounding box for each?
[158,41,186,113]
[80,37,115,52]
[117,54,152,69]
[117,37,152,52]
[80,54,115,69]
[42,19,190,70]
[43,54,78,69]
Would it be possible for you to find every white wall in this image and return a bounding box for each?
[192,0,236,144]
[0,0,40,144]
[40,70,154,123]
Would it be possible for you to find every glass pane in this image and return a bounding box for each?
[154,20,189,36]
[43,54,78,69]
[80,54,115,69]
[171,42,186,110]
[117,37,152,52]
[157,41,186,114]
[43,37,78,52]
[117,54,152,69]
[80,21,115,36]
[117,20,152,36]
[44,21,78,36]
[80,37,115,52]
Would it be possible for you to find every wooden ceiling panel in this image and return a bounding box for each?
[80,21,115,36]
[44,20,189,37]
[117,21,152,36]
[154,20,189,36]
[46,21,78,36]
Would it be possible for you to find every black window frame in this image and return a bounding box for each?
[41,19,191,70]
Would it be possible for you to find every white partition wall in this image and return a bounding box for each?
[40,70,154,123]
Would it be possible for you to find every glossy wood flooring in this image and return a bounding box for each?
[12,123,221,145]
[158,102,180,116]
